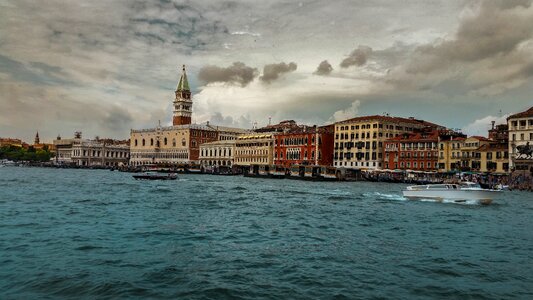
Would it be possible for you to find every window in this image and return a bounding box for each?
[164,137,167,145]
[142,139,145,146]
[135,139,138,146]
[182,138,186,146]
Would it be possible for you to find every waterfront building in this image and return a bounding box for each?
[234,133,275,166]
[507,106,533,173]
[54,136,75,164]
[477,143,509,173]
[334,115,443,169]
[437,137,466,172]
[383,129,439,171]
[129,66,248,166]
[0,138,24,148]
[130,123,217,166]
[199,140,236,167]
[53,134,129,167]
[71,140,129,167]
[459,136,491,171]
[273,124,334,167]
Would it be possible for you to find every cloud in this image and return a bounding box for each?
[407,1,533,73]
[330,100,361,122]
[103,106,134,132]
[340,46,373,68]
[461,114,509,137]
[1,0,532,142]
[383,0,533,95]
[313,60,333,76]
[206,112,253,129]
[260,62,297,83]
[198,62,258,87]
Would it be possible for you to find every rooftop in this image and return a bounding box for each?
[477,143,508,151]
[336,115,443,128]
[507,106,533,120]
[200,140,237,147]
[386,130,440,142]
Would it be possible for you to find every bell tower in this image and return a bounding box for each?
[34,131,40,144]
[173,65,192,126]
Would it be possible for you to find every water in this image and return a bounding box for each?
[1,167,532,299]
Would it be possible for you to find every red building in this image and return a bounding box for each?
[383,130,440,171]
[274,124,334,167]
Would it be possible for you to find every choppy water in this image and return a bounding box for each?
[0,167,532,299]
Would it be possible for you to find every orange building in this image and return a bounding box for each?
[273,124,334,167]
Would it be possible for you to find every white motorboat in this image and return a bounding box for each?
[402,182,501,205]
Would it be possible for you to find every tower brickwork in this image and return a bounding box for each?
[173,65,192,126]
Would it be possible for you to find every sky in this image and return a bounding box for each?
[1,0,532,143]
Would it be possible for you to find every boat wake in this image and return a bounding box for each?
[363,192,407,202]
[419,198,487,206]
[364,192,489,206]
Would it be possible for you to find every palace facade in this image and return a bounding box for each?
[199,140,236,167]
[53,134,129,167]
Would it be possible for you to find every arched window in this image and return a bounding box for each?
[164,137,167,145]
[135,139,138,146]
[142,139,145,146]
[150,138,154,146]
[172,138,176,147]
[182,138,186,146]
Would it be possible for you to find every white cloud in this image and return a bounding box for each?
[330,100,361,122]
[462,114,509,137]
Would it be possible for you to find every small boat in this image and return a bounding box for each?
[133,172,178,180]
[402,182,501,205]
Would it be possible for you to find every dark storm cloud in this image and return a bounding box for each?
[313,60,333,76]
[260,62,297,83]
[198,62,258,86]
[0,55,73,86]
[128,2,230,51]
[103,106,134,132]
[340,46,372,68]
[406,0,533,74]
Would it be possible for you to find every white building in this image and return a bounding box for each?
[508,106,533,173]
[199,140,236,167]
[53,137,129,167]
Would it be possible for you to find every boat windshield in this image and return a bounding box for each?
[460,182,481,188]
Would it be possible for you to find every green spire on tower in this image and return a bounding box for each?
[176,64,190,92]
